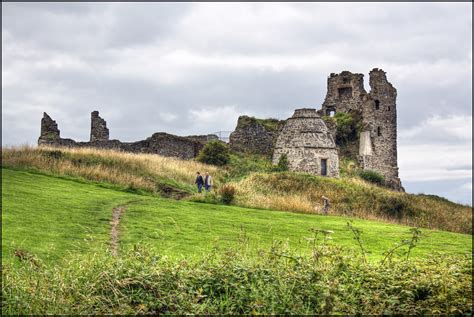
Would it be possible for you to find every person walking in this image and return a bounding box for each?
[204,172,213,192]
[195,172,204,193]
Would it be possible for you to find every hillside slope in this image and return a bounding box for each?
[2,168,471,264]
[2,146,471,234]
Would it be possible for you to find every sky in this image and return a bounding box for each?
[2,2,472,205]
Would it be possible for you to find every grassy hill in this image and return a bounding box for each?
[2,168,471,265]
[2,148,472,314]
[3,146,472,234]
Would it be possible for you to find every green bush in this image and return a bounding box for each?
[358,170,385,185]
[2,242,471,315]
[197,141,230,166]
[272,154,289,172]
[219,184,236,204]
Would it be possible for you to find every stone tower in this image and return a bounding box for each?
[273,108,339,177]
[320,68,402,190]
[90,111,109,142]
[38,112,60,145]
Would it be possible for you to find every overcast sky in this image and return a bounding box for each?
[2,2,472,205]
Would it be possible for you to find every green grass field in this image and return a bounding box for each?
[2,168,471,264]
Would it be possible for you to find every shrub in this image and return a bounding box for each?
[2,243,472,315]
[41,149,64,160]
[219,184,236,204]
[197,141,230,166]
[358,170,385,185]
[272,154,289,172]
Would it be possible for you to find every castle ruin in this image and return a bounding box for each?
[318,68,402,190]
[38,67,403,190]
[38,111,218,160]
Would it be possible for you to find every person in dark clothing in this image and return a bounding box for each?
[195,172,204,193]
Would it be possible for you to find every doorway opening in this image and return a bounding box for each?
[321,159,328,176]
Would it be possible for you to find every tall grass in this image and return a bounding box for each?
[230,172,472,234]
[2,145,223,197]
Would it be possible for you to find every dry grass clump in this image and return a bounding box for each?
[230,172,472,234]
[2,145,223,196]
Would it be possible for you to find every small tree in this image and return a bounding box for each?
[197,141,230,166]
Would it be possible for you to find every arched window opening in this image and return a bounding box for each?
[329,110,335,117]
[375,100,380,110]
[377,126,381,136]
[387,106,391,111]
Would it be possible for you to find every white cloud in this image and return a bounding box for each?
[188,105,245,132]
[399,115,472,142]
[398,116,472,182]
[460,182,472,191]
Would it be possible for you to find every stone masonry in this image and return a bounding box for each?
[273,109,339,177]
[38,111,217,160]
[90,111,109,142]
[319,68,403,190]
[229,116,283,156]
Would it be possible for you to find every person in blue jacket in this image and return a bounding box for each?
[195,172,204,193]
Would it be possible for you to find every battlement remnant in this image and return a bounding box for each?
[90,111,109,142]
[38,112,60,144]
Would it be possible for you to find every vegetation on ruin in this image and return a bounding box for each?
[238,115,282,132]
[322,111,363,161]
[2,146,472,234]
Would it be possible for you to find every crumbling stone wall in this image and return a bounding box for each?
[229,116,283,156]
[319,68,403,190]
[90,111,109,142]
[38,113,60,145]
[272,109,339,177]
[38,111,214,160]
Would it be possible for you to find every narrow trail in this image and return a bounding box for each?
[110,205,126,256]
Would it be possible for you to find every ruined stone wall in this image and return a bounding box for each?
[318,69,402,190]
[229,116,283,156]
[362,69,401,189]
[272,109,339,177]
[320,71,368,115]
[38,112,213,160]
[38,113,60,145]
[90,111,109,142]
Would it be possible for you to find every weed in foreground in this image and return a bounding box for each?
[2,226,471,315]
